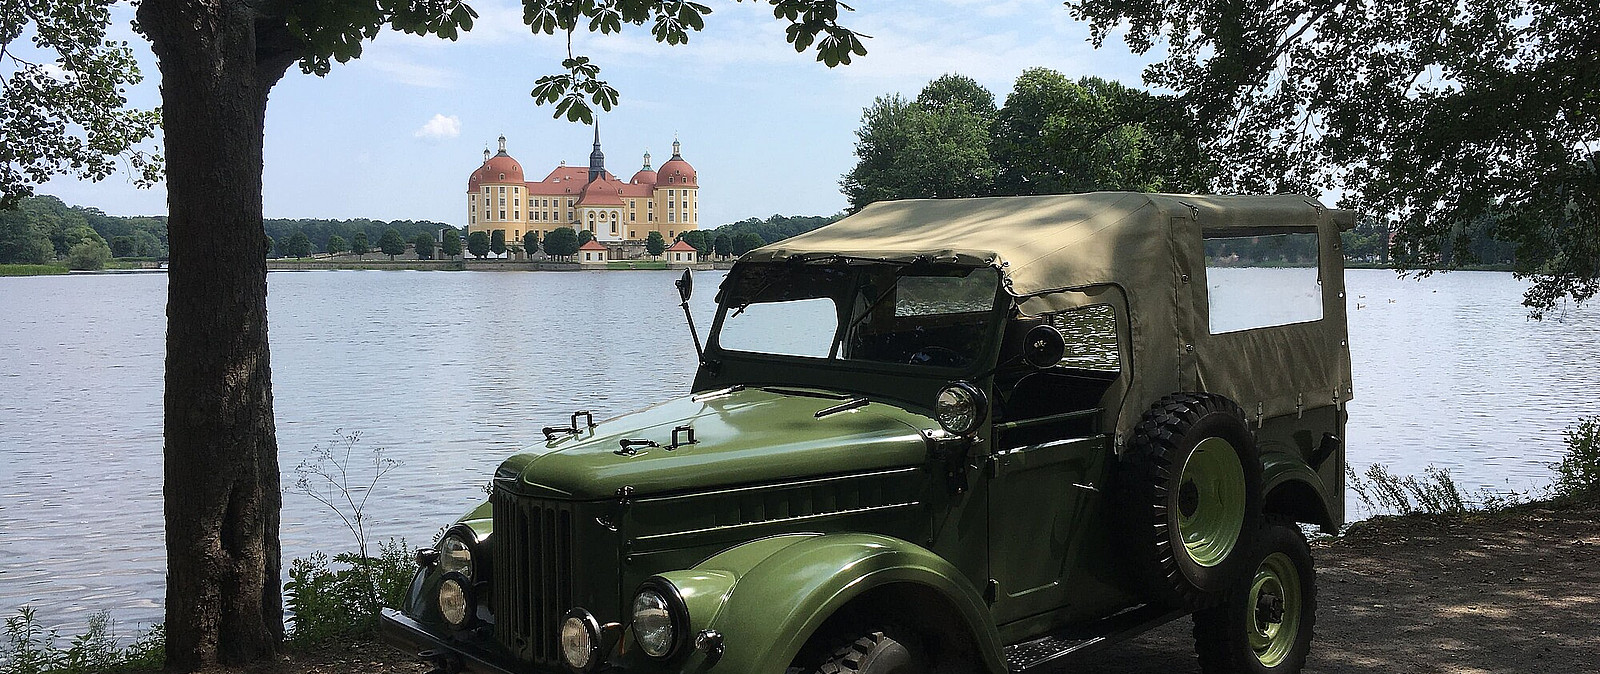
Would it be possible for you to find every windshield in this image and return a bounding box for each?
[712,262,1001,370]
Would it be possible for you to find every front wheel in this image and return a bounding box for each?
[791,624,929,674]
[1192,517,1317,673]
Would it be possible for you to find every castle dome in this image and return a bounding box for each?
[468,136,524,190]
[657,138,696,186]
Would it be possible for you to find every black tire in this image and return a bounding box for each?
[793,625,928,674]
[1193,517,1317,674]
[1118,393,1263,608]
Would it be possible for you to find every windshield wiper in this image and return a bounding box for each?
[814,397,870,418]
[760,386,853,400]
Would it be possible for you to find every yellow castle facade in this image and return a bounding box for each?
[465,129,699,256]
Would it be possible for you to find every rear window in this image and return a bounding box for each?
[1203,233,1323,333]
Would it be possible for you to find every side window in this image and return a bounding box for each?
[1045,304,1120,371]
[1204,233,1322,334]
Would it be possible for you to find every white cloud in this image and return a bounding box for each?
[414,114,462,140]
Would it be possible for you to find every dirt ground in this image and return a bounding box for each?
[243,499,1599,674]
[1067,499,1600,674]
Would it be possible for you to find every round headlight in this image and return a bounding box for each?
[631,585,682,659]
[935,381,987,435]
[437,575,471,627]
[560,610,601,671]
[438,533,473,580]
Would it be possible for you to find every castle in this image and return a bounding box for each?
[465,128,698,259]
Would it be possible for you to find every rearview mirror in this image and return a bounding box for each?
[1021,325,1065,369]
[675,269,693,303]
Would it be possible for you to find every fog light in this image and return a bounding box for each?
[437,574,471,628]
[560,609,602,671]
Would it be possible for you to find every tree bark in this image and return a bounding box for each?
[136,0,297,667]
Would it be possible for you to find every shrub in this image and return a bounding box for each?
[285,538,414,647]
[65,241,111,271]
[1347,464,1472,516]
[1553,415,1600,499]
[1,606,162,674]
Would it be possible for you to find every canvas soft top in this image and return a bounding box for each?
[739,192,1356,445]
[743,192,1353,297]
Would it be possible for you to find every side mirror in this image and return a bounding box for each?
[1021,325,1065,369]
[675,269,693,303]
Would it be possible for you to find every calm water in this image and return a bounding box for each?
[1,269,1595,633]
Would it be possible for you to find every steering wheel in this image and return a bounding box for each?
[907,346,964,367]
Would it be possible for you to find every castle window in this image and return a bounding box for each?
[499,210,506,219]
[629,213,635,221]
[668,213,675,222]
[611,223,618,235]
[630,230,637,238]
[648,214,654,222]
[668,190,675,196]
[499,173,505,180]
[499,186,505,194]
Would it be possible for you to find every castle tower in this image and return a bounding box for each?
[588,123,606,183]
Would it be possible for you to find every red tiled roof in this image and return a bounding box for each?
[630,169,657,185]
[467,154,525,191]
[666,240,696,251]
[577,178,626,206]
[579,239,608,251]
[658,157,696,185]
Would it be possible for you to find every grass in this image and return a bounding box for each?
[0,264,70,277]
[606,260,668,269]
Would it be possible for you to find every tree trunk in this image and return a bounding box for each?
[137,0,297,667]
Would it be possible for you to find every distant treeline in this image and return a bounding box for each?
[262,218,449,256]
[0,195,453,263]
[1207,217,1517,268]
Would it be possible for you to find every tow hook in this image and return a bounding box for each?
[417,649,463,674]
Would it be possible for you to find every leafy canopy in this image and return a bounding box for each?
[1066,0,1599,316]
[466,230,491,258]
[843,71,1210,211]
[0,0,161,207]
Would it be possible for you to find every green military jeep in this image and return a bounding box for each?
[382,193,1355,674]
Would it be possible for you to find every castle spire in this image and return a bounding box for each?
[671,133,681,159]
[642,150,652,170]
[497,134,507,155]
[588,121,606,183]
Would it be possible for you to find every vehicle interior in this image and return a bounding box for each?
[992,303,1123,448]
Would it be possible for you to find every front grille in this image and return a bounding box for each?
[492,488,575,666]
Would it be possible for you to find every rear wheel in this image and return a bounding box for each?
[1119,393,1263,607]
[1193,518,1317,673]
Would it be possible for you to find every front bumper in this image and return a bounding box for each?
[379,609,526,674]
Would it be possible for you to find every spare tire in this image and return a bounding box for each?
[1118,392,1262,608]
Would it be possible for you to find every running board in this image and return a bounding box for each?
[1003,604,1186,672]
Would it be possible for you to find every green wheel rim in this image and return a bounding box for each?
[1247,552,1303,668]
[1175,437,1247,567]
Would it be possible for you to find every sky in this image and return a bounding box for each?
[40,0,1156,228]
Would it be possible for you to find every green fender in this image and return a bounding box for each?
[1259,448,1335,526]
[649,533,1006,674]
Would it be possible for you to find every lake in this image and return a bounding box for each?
[1,268,1595,633]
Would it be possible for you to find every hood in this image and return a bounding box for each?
[495,387,936,500]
